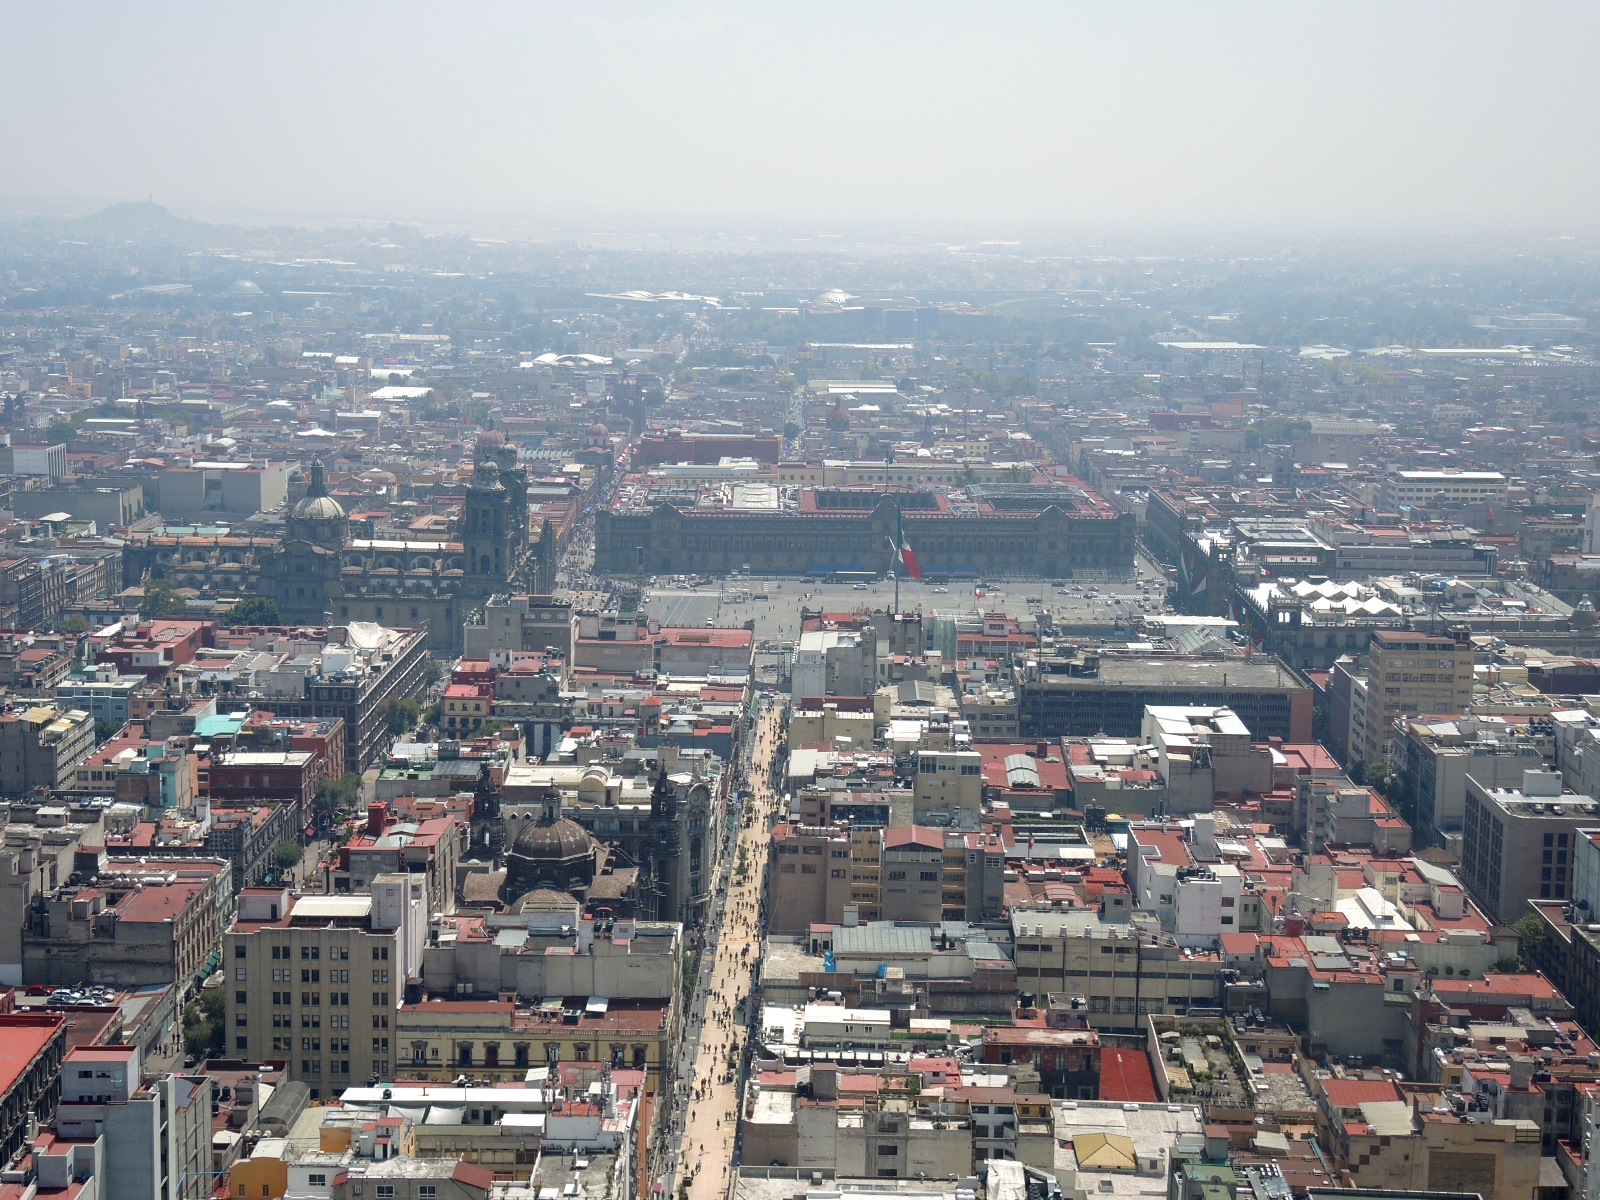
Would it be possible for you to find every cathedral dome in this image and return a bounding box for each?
[292,460,346,520]
[503,789,599,906]
[292,493,346,521]
[510,815,595,862]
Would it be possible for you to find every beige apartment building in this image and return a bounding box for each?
[1009,905,1222,1033]
[768,825,854,933]
[1358,628,1475,767]
[0,704,95,796]
[881,827,945,922]
[1459,770,1600,924]
[849,826,882,920]
[913,749,983,819]
[391,996,675,1090]
[1337,1107,1539,1200]
[224,875,427,1098]
[768,824,1004,933]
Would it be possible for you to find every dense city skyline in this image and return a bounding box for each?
[9,8,1600,1200]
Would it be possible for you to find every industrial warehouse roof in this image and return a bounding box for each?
[831,923,933,958]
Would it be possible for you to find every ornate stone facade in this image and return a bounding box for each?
[125,439,553,650]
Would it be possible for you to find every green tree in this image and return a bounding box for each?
[272,841,303,871]
[139,579,185,619]
[379,695,421,735]
[222,596,280,627]
[182,987,225,1061]
[1513,912,1549,966]
[1245,416,1312,448]
[58,614,89,633]
[94,719,122,744]
[314,772,363,816]
[1364,760,1400,798]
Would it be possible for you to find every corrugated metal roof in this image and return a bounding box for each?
[1004,753,1042,789]
[832,924,932,958]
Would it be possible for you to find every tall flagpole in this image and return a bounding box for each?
[887,498,902,616]
[885,534,899,615]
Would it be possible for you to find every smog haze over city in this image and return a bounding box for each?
[6,2,1600,239]
[9,7,1600,1200]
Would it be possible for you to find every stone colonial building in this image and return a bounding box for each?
[124,437,553,650]
[595,481,1134,578]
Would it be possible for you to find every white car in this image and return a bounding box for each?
[934,586,949,593]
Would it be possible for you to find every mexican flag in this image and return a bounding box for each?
[893,508,922,581]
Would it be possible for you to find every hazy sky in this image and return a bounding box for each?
[7,1,1599,235]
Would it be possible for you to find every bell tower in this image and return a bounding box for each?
[464,458,509,595]
[275,458,349,623]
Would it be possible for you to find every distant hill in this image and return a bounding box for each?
[73,201,196,240]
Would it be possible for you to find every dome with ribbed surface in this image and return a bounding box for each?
[292,494,345,520]
[510,816,594,862]
[291,460,346,520]
[503,788,598,903]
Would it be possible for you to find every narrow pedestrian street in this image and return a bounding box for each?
[657,699,783,1200]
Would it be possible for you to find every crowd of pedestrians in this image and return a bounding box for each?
[656,702,781,1200]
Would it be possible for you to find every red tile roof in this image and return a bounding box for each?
[1323,1077,1403,1108]
[0,1014,65,1096]
[884,826,944,850]
[451,1162,495,1191]
[1097,1046,1159,1104]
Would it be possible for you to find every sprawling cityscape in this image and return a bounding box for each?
[6,7,1600,1200]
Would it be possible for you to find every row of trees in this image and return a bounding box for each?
[132,584,280,624]
[52,587,279,631]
